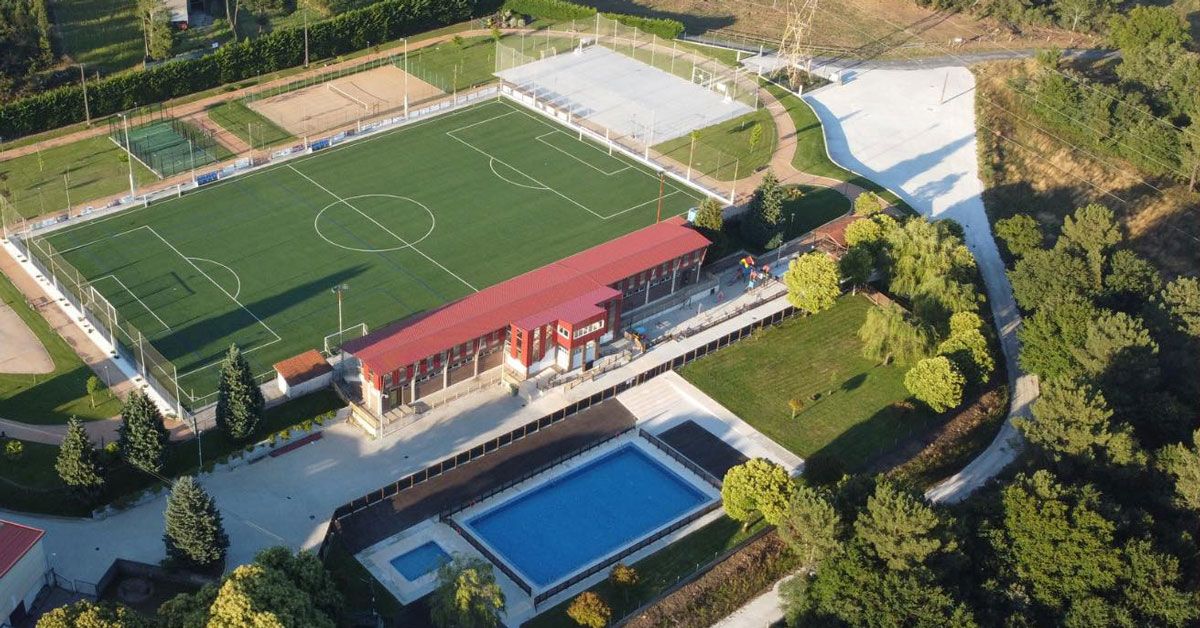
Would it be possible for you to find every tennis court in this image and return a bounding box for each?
[112,119,231,178]
[36,99,705,406]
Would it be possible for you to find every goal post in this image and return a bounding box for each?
[327,83,370,111]
[324,323,368,355]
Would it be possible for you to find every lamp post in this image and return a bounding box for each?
[118,112,136,201]
[332,283,349,363]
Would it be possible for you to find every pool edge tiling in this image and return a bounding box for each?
[454,437,718,592]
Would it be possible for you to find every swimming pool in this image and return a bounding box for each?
[462,443,711,587]
[388,541,451,581]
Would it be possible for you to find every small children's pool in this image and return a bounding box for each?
[462,443,711,587]
[388,541,451,581]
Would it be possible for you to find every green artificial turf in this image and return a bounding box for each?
[652,108,777,182]
[36,100,703,407]
[0,268,121,424]
[119,120,235,178]
[207,100,296,149]
[0,135,158,219]
[679,295,939,471]
[524,516,767,627]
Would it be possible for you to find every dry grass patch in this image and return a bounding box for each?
[975,60,1200,276]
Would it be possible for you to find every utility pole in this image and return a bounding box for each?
[120,113,136,201]
[332,283,349,364]
[303,7,310,67]
[79,65,91,125]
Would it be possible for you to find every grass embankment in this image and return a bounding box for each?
[762,81,904,207]
[0,269,121,423]
[403,34,577,92]
[207,100,295,148]
[653,109,776,181]
[680,295,940,471]
[0,390,343,516]
[525,516,769,628]
[0,135,157,219]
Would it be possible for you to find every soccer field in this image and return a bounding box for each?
[35,99,705,407]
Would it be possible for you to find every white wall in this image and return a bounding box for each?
[0,541,47,626]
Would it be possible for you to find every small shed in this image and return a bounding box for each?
[273,350,333,399]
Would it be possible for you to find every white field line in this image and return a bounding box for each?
[144,226,283,376]
[609,189,681,219]
[50,225,152,256]
[445,128,608,220]
[507,104,704,202]
[445,109,518,134]
[92,274,172,332]
[187,256,243,300]
[535,131,630,176]
[286,164,479,292]
[108,135,164,180]
[488,158,548,190]
[44,99,502,240]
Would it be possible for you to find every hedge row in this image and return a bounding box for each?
[0,0,500,139]
[502,0,685,39]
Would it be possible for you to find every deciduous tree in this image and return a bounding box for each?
[55,417,103,497]
[37,600,151,628]
[430,557,505,628]
[1107,6,1188,52]
[216,344,265,441]
[136,0,174,60]
[858,303,930,365]
[118,390,169,474]
[903,356,965,412]
[853,192,883,216]
[164,476,228,568]
[844,216,883,250]
[721,458,794,528]
[937,311,994,385]
[838,245,873,293]
[784,252,840,314]
[567,591,610,628]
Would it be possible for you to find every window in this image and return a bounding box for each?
[558,325,569,338]
[384,372,393,387]
[573,319,605,339]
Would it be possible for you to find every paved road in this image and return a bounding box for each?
[743,48,1115,74]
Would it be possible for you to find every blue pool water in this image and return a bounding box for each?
[389,542,451,581]
[464,443,710,587]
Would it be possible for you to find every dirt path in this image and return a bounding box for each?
[0,302,53,374]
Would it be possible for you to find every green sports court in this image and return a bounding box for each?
[36,99,705,407]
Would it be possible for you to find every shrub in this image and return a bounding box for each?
[503,0,592,20]
[4,440,23,461]
[567,591,610,628]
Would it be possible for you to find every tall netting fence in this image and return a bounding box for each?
[110,116,225,178]
[8,233,186,417]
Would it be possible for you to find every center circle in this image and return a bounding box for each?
[314,194,435,253]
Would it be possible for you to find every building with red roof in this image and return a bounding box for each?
[0,520,48,626]
[343,217,710,416]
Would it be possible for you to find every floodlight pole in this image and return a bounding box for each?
[656,170,665,223]
[120,113,136,201]
[188,139,196,184]
[303,7,310,67]
[403,39,409,118]
[332,283,349,364]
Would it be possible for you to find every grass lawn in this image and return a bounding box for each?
[525,516,768,628]
[0,268,121,423]
[0,389,343,516]
[762,81,904,207]
[0,135,157,219]
[36,99,702,407]
[50,0,143,72]
[679,295,940,471]
[207,100,295,149]
[653,108,776,182]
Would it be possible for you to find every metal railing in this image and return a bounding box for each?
[639,428,722,489]
[444,517,534,597]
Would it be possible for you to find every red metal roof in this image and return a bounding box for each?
[0,520,43,578]
[346,217,709,374]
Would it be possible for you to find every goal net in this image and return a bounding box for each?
[327,83,370,111]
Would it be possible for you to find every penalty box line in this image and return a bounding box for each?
[534,131,630,176]
[91,274,172,333]
[285,164,479,292]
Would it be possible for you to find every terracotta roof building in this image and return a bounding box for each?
[343,217,710,416]
[0,520,47,626]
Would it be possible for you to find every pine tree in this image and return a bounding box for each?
[118,390,169,474]
[164,476,229,568]
[854,480,949,571]
[778,484,842,570]
[693,197,725,232]
[55,417,104,497]
[216,344,265,441]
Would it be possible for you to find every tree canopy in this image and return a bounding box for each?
[721,458,794,528]
[784,252,841,314]
[430,557,506,628]
[903,356,965,412]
